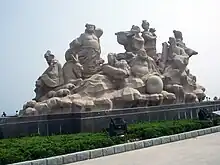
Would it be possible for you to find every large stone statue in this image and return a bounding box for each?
[21,21,206,116]
[34,51,64,101]
[69,23,104,78]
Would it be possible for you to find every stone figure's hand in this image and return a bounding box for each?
[184,58,189,65]
[126,52,135,58]
[171,53,177,58]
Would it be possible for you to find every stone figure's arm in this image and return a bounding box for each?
[95,28,103,38]
[46,62,59,78]
[169,52,178,59]
[180,48,189,57]
[69,34,84,48]
[126,32,135,38]
[76,34,84,45]
[142,32,156,40]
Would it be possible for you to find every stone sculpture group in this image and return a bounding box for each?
[20,21,206,116]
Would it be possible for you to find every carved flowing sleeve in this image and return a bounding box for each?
[39,61,61,88]
[69,34,84,49]
[46,61,59,78]
[142,32,156,40]
[75,34,84,45]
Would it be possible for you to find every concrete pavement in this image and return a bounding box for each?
[69,132,220,165]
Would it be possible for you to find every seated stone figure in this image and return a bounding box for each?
[69,23,104,78]
[173,30,198,57]
[34,51,64,101]
[165,37,189,74]
[62,49,83,85]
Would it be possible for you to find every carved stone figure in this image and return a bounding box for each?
[69,24,104,78]
[62,50,83,85]
[141,20,157,60]
[34,51,64,101]
[173,30,198,57]
[102,53,130,80]
[163,37,189,75]
[161,37,190,103]
[115,25,145,56]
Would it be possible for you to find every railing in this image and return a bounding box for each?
[0,100,220,139]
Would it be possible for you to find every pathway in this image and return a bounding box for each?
[68,132,220,165]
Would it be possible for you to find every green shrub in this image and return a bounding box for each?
[0,120,214,164]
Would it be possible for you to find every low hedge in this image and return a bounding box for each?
[0,120,213,164]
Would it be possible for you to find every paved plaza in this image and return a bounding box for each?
[69,132,220,165]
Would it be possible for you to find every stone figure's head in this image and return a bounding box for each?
[173,30,183,41]
[44,50,55,65]
[141,20,150,31]
[130,25,141,34]
[168,37,176,46]
[85,23,96,34]
[118,60,130,70]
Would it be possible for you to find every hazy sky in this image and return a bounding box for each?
[0,0,219,114]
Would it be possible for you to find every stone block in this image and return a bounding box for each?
[170,134,179,142]
[152,138,162,146]
[10,161,32,165]
[31,159,47,165]
[143,139,153,147]
[185,132,192,139]
[124,142,135,151]
[178,133,186,140]
[204,128,212,134]
[197,129,205,136]
[76,151,90,161]
[102,147,114,156]
[134,141,144,150]
[190,131,198,138]
[211,127,218,133]
[62,153,77,164]
[216,126,220,132]
[161,136,171,144]
[114,144,125,154]
[90,148,103,159]
[46,156,63,165]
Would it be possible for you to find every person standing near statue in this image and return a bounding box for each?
[1,112,6,117]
